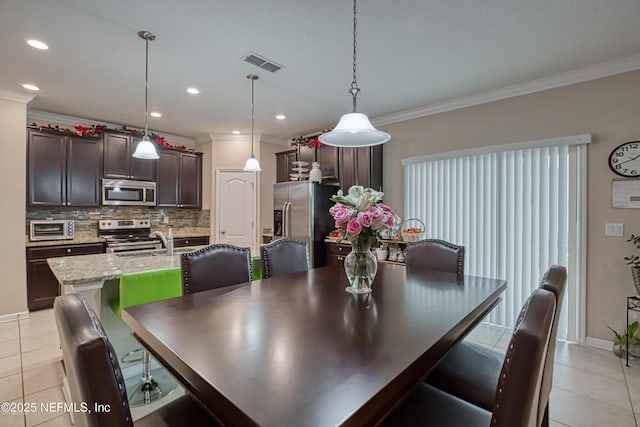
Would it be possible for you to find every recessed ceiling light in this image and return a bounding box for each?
[232,130,241,135]
[26,39,48,50]
[186,87,200,95]
[22,83,40,91]
[275,114,286,120]
[150,112,162,118]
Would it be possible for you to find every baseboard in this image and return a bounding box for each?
[585,336,612,351]
[0,311,30,324]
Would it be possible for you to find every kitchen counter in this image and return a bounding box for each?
[26,231,106,247]
[48,243,261,318]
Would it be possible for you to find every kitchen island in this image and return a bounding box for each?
[48,245,261,318]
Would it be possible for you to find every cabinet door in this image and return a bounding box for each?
[26,259,60,311]
[276,150,296,183]
[298,146,316,165]
[67,136,101,206]
[156,150,180,207]
[363,145,383,191]
[339,147,357,192]
[26,244,105,311]
[27,130,66,206]
[103,133,130,179]
[317,145,339,183]
[179,153,202,208]
[130,137,157,181]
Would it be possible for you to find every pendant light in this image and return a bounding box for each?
[243,74,262,172]
[132,30,160,159]
[318,0,390,147]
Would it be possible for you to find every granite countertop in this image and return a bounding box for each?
[48,244,262,287]
[26,228,211,247]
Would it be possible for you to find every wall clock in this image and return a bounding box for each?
[609,141,640,177]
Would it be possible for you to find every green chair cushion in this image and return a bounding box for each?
[110,268,182,318]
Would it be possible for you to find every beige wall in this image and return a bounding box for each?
[381,70,640,341]
[208,136,281,243]
[0,97,28,316]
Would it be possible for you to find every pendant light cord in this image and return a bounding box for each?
[251,77,255,156]
[349,0,361,113]
[247,74,259,157]
[144,36,149,137]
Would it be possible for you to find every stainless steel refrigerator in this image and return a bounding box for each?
[273,181,337,268]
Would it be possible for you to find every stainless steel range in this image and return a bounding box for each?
[99,219,163,253]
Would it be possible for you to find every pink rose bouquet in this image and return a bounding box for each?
[329,185,396,250]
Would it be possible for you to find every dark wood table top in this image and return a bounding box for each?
[123,263,506,427]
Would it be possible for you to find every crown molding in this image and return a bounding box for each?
[0,88,36,104]
[27,109,195,147]
[373,54,640,127]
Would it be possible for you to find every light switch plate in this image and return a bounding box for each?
[605,223,624,236]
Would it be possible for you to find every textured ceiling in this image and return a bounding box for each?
[1,0,640,144]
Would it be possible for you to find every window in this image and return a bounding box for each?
[403,135,589,340]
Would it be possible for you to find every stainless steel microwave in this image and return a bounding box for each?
[102,179,156,206]
[30,220,74,241]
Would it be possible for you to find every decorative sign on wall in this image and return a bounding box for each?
[612,180,640,208]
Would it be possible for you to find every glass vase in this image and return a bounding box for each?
[344,241,378,294]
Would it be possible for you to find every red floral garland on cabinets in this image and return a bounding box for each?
[31,122,189,151]
[290,128,332,148]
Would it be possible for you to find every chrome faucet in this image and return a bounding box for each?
[150,230,174,255]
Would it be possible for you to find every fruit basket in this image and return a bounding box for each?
[401,218,425,242]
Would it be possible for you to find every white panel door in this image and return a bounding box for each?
[216,170,256,246]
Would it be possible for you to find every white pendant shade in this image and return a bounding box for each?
[132,135,159,159]
[318,113,390,147]
[243,155,262,172]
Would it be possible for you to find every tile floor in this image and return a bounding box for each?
[0,309,638,426]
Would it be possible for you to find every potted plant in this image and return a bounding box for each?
[624,234,640,295]
[607,321,640,357]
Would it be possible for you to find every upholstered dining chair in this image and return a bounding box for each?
[404,239,465,279]
[383,288,556,427]
[53,294,218,427]
[181,243,252,294]
[261,238,310,279]
[425,265,567,427]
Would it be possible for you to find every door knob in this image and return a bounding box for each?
[221,230,226,235]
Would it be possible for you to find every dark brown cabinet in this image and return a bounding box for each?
[103,132,156,181]
[173,236,209,248]
[276,149,297,183]
[317,145,339,183]
[157,149,202,208]
[26,243,105,311]
[325,242,351,266]
[27,129,102,207]
[338,145,383,192]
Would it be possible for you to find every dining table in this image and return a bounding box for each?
[122,263,506,427]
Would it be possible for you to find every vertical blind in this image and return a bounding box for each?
[404,142,586,340]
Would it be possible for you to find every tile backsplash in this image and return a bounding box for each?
[26,207,210,234]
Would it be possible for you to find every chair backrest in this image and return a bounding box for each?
[491,288,556,427]
[405,239,465,278]
[181,243,252,294]
[54,294,133,427]
[261,238,310,279]
[536,265,567,425]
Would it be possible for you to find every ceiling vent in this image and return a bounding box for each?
[243,52,283,73]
